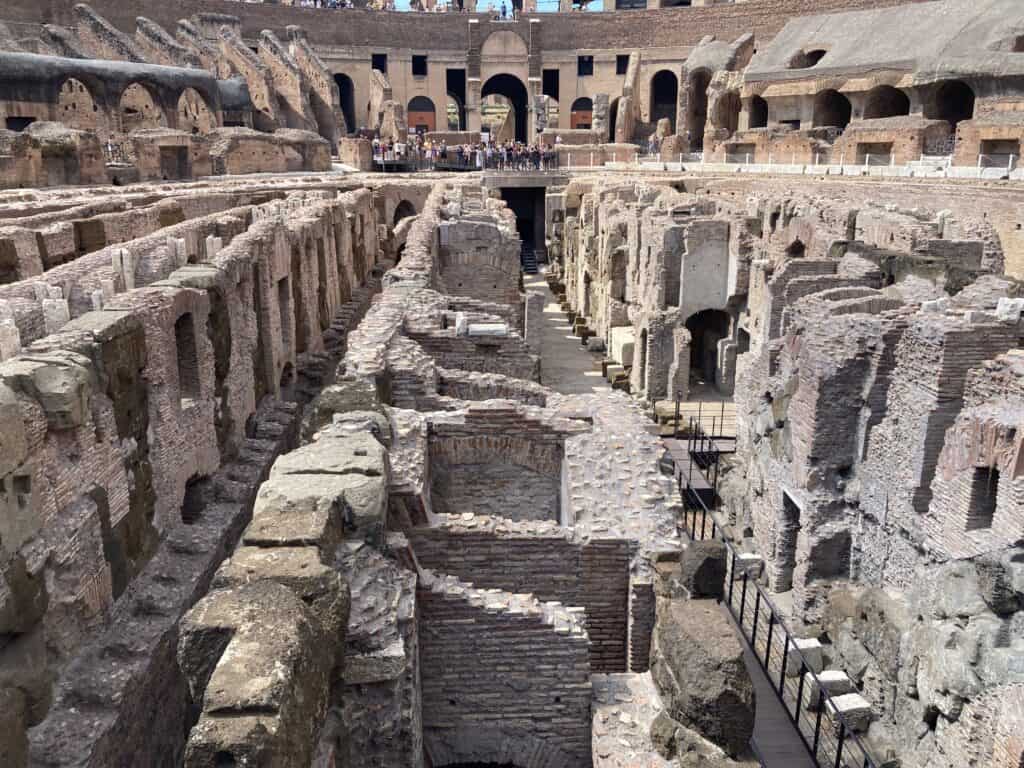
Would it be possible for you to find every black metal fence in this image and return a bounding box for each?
[677,436,879,768]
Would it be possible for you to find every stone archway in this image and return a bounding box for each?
[333,73,356,134]
[57,78,101,133]
[481,73,530,142]
[177,87,216,134]
[650,69,678,133]
[119,82,167,133]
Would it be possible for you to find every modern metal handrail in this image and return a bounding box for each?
[677,449,879,768]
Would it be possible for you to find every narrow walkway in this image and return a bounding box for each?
[525,273,609,395]
[742,644,817,768]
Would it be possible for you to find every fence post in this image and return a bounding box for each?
[865,153,870,171]
[812,688,825,754]
[978,153,983,169]
[738,571,749,626]
[764,611,775,667]
[794,661,806,720]
[750,590,761,647]
[834,721,846,768]
[778,634,790,691]
[1009,154,1016,172]
[727,549,736,608]
[674,395,680,440]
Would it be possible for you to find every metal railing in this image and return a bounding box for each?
[677,444,880,768]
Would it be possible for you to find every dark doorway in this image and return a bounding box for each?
[925,79,975,129]
[499,187,546,266]
[334,74,356,134]
[863,85,910,120]
[651,70,679,134]
[447,69,467,130]
[394,199,416,225]
[159,146,189,180]
[685,309,730,384]
[748,96,768,129]
[813,89,852,131]
[482,74,530,142]
[687,69,710,148]
[609,98,620,142]
[777,491,802,592]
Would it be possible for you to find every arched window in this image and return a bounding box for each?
[651,70,679,134]
[570,97,593,130]
[407,95,436,134]
[788,49,827,69]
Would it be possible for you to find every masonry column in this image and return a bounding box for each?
[466,78,482,133]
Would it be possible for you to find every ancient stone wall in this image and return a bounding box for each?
[417,568,593,767]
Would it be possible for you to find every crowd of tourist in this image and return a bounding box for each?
[263,0,518,15]
[372,134,561,170]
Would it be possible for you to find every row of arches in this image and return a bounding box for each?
[52,78,217,136]
[745,81,975,133]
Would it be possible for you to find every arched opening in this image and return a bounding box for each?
[333,73,356,135]
[686,70,710,149]
[685,309,730,385]
[177,87,216,134]
[481,74,529,142]
[863,85,910,120]
[788,49,827,69]
[650,70,679,134]
[407,95,436,135]
[638,328,648,392]
[711,90,741,138]
[608,97,620,142]
[119,82,167,133]
[812,89,852,131]
[748,96,768,129]
[446,93,465,131]
[925,80,975,129]
[394,200,416,226]
[57,78,100,132]
[570,97,593,130]
[786,239,806,258]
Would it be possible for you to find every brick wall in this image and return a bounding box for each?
[417,568,592,767]
[3,0,932,55]
[409,521,631,670]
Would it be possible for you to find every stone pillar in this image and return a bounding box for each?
[524,290,546,356]
[466,77,482,134]
[528,76,543,140]
[666,325,691,402]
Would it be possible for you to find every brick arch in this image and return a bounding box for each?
[480,29,530,60]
